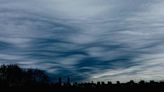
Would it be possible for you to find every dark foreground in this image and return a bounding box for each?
[0,64,164,92]
[1,85,164,92]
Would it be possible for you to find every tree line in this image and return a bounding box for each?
[0,64,163,91]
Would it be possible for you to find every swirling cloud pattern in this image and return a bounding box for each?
[0,0,164,82]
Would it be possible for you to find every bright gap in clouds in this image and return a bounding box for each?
[39,0,112,19]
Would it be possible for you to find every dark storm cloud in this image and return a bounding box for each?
[1,0,164,82]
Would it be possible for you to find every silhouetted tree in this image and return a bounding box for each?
[0,64,49,87]
[0,64,164,91]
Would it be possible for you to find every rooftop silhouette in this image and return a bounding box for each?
[0,64,163,91]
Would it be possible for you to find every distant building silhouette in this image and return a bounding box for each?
[58,77,62,85]
[67,77,70,85]
[0,64,164,91]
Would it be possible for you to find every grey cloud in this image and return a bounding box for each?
[0,0,164,82]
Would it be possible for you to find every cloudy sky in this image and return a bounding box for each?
[1,0,164,82]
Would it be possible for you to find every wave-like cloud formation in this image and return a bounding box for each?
[1,0,164,82]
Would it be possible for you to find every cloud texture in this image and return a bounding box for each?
[0,0,164,82]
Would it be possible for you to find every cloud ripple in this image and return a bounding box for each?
[1,0,164,82]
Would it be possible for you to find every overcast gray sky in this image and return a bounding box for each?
[0,0,164,82]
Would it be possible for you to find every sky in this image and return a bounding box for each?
[0,0,164,82]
